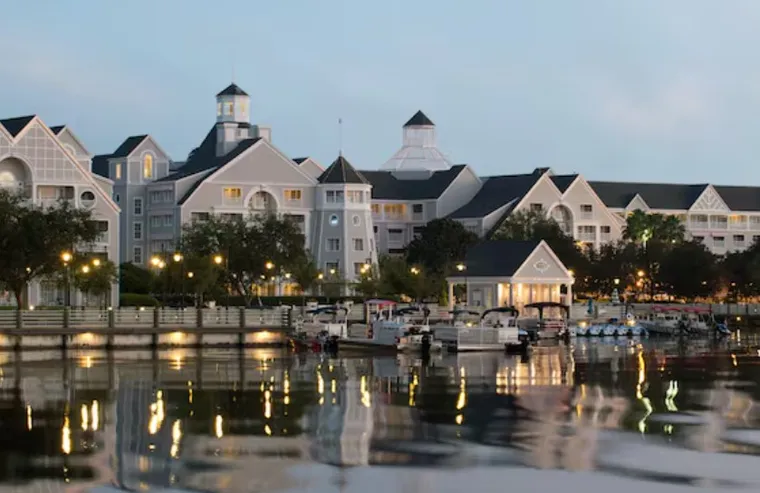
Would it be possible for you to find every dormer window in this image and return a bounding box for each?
[143,154,154,179]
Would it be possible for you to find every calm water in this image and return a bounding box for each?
[1,336,760,493]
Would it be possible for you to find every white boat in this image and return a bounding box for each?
[639,305,714,336]
[434,306,528,352]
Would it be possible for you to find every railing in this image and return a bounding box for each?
[0,307,290,330]
[577,232,596,242]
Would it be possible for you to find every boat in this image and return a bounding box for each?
[639,305,718,336]
[522,302,569,339]
[568,312,648,337]
[434,306,528,353]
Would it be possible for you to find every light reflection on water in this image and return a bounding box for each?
[0,337,759,491]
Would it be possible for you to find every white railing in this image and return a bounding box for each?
[0,307,289,329]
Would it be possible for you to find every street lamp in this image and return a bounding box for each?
[614,278,620,285]
[92,258,101,267]
[150,256,161,267]
[173,252,185,308]
[81,265,90,274]
[456,263,466,272]
[213,254,223,265]
[637,270,645,278]
[61,251,72,307]
[173,253,183,263]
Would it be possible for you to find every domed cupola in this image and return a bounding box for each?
[380,110,452,172]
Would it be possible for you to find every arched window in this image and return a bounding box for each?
[143,154,154,179]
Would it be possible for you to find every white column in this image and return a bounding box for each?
[529,284,534,304]
[566,284,573,307]
[509,283,514,306]
[448,281,455,310]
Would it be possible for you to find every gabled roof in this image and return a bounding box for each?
[0,115,36,137]
[111,135,149,158]
[177,138,261,205]
[550,174,578,193]
[91,154,111,179]
[49,125,66,135]
[449,172,542,219]
[293,157,308,164]
[360,165,467,200]
[712,186,760,212]
[318,155,369,184]
[217,83,248,97]
[404,110,435,127]
[450,240,540,278]
[589,181,707,210]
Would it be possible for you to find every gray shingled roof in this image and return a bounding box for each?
[91,154,111,179]
[713,185,760,211]
[111,135,148,158]
[49,125,65,135]
[0,115,35,137]
[318,156,369,184]
[293,157,308,165]
[177,138,261,205]
[551,174,578,193]
[360,165,466,200]
[217,83,248,97]
[449,172,542,219]
[589,181,707,210]
[403,110,435,127]
[448,240,540,278]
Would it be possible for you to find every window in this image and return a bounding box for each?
[164,215,173,227]
[325,262,339,274]
[530,203,542,213]
[114,163,122,180]
[383,204,406,218]
[143,154,154,179]
[191,212,210,222]
[284,189,302,202]
[601,225,611,234]
[388,228,404,242]
[693,236,704,243]
[373,226,378,233]
[95,220,109,242]
[354,263,365,276]
[134,197,143,215]
[225,102,234,115]
[326,238,340,251]
[352,215,361,226]
[223,187,242,202]
[326,190,344,203]
[80,190,95,207]
[220,213,243,222]
[217,103,222,116]
[413,226,424,238]
[150,216,162,228]
[580,204,593,218]
[412,204,424,214]
[753,235,760,244]
[133,246,143,264]
[114,193,120,203]
[713,236,725,247]
[733,234,745,245]
[371,204,380,214]
[347,191,363,203]
[353,238,364,251]
[133,222,143,240]
[751,216,760,228]
[329,215,339,226]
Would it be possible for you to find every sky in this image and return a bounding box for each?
[2,1,760,183]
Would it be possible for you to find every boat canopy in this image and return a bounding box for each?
[450,309,480,316]
[306,305,346,315]
[524,301,569,317]
[481,306,520,319]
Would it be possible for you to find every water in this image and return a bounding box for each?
[1,337,760,493]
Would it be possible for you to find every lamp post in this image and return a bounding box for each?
[173,253,184,308]
[61,251,72,307]
[213,254,229,307]
[150,256,166,306]
[456,262,467,306]
[187,271,195,307]
[265,261,275,297]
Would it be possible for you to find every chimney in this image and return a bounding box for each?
[253,125,271,142]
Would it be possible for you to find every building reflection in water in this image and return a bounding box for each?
[0,339,759,492]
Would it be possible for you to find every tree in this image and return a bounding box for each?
[119,262,155,294]
[659,241,720,301]
[377,255,414,299]
[406,218,479,276]
[0,190,100,307]
[353,265,380,298]
[623,210,686,244]
[584,241,638,296]
[289,254,320,305]
[70,256,118,307]
[181,213,307,306]
[623,211,686,299]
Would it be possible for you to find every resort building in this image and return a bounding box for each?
[0,115,120,307]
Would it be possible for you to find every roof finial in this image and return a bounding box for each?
[338,117,343,157]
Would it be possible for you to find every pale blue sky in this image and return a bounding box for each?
[2,1,760,183]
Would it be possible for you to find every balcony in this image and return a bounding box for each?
[690,220,708,230]
[729,221,747,231]
[577,232,596,242]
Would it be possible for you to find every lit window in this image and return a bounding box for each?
[371,204,380,214]
[383,204,406,217]
[284,189,302,202]
[223,187,242,201]
[225,102,234,115]
[114,163,122,180]
[143,154,154,179]
[347,191,363,203]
